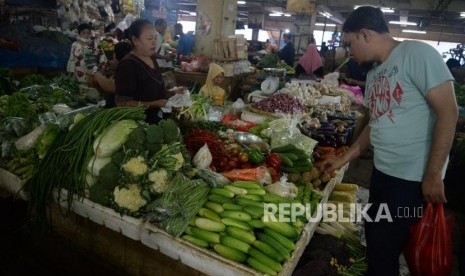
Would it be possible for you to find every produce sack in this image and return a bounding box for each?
[404,203,454,276]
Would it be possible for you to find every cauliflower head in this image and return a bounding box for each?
[122,156,148,177]
[172,152,184,171]
[148,168,170,194]
[113,184,147,212]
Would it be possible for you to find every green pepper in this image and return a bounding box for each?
[244,149,265,164]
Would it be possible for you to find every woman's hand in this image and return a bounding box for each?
[175,86,187,94]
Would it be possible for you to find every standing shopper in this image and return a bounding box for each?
[152,18,173,68]
[321,6,458,276]
[278,33,295,67]
[295,35,323,78]
[174,23,195,59]
[67,23,107,84]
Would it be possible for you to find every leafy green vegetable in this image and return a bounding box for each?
[35,124,60,159]
[18,74,48,89]
[146,124,164,144]
[160,119,179,143]
[0,68,16,95]
[93,119,139,158]
[99,162,121,186]
[2,92,37,123]
[128,127,147,144]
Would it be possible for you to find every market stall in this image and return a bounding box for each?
[0,58,376,275]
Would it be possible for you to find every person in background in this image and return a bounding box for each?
[320,41,329,55]
[115,19,185,123]
[174,23,195,61]
[278,33,295,67]
[321,6,458,275]
[90,41,133,107]
[295,35,324,78]
[67,23,107,84]
[114,14,136,40]
[340,58,367,90]
[446,58,465,83]
[199,63,226,106]
[152,18,173,69]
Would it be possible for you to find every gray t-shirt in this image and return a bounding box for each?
[364,40,454,181]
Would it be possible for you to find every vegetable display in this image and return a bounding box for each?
[181,180,323,275]
[250,93,308,115]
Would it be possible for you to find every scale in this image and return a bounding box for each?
[261,67,286,94]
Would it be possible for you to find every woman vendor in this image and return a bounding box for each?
[199,63,226,106]
[115,19,184,123]
[67,23,107,84]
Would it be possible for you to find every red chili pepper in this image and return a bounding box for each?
[266,153,281,172]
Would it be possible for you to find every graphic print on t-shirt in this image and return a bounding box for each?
[368,66,403,124]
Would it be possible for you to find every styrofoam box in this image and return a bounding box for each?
[0,168,27,200]
[54,189,143,241]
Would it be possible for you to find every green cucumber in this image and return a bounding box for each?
[182,235,209,248]
[248,219,266,229]
[264,228,296,251]
[248,248,283,272]
[184,226,194,235]
[220,210,252,222]
[256,233,291,260]
[213,244,247,263]
[278,154,293,167]
[262,219,299,240]
[208,194,234,204]
[237,194,263,201]
[223,185,248,195]
[281,166,299,173]
[232,181,262,190]
[190,226,220,243]
[280,152,298,161]
[293,159,312,166]
[195,217,226,232]
[220,235,251,253]
[211,187,235,198]
[198,208,221,222]
[252,240,284,263]
[242,205,265,219]
[245,188,266,195]
[226,226,256,244]
[271,144,297,153]
[262,194,292,203]
[221,218,253,231]
[247,257,277,275]
[222,203,243,211]
[236,197,265,208]
[205,201,224,213]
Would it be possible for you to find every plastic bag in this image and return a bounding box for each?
[404,203,454,276]
[192,143,212,169]
[161,89,192,113]
[264,175,298,199]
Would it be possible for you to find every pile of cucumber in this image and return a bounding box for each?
[270,144,313,174]
[182,181,306,275]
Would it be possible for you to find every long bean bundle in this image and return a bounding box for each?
[26,107,146,228]
[145,173,210,237]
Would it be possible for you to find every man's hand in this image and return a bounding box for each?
[320,156,348,174]
[422,173,447,203]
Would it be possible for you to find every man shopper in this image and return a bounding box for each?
[174,23,195,60]
[321,6,458,276]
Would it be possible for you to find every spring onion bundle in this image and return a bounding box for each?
[26,107,146,229]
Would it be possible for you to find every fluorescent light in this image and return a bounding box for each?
[461,12,465,17]
[189,12,197,16]
[354,5,394,13]
[389,21,417,26]
[315,23,336,27]
[381,8,394,13]
[237,1,246,4]
[269,13,282,17]
[402,29,426,34]
[318,11,332,18]
[285,29,290,33]
[284,13,291,17]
